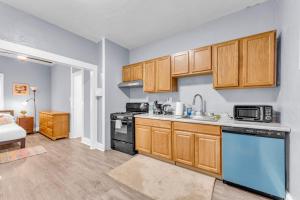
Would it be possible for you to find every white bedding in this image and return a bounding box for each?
[0,123,26,142]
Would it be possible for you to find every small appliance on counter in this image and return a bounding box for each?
[234,105,273,123]
[153,100,163,115]
[222,126,288,200]
[110,102,149,155]
[175,102,184,117]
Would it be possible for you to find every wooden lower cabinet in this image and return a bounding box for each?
[152,127,172,160]
[194,133,221,174]
[173,130,194,166]
[135,125,152,153]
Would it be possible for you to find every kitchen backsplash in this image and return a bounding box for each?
[129,75,280,117]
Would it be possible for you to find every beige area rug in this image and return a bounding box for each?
[108,155,216,200]
[0,145,47,164]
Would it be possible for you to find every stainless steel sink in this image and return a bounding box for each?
[183,115,218,122]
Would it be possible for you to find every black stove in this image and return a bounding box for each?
[110,103,149,155]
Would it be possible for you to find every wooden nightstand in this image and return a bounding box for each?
[17,116,34,134]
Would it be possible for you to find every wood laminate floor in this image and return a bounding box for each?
[0,134,270,200]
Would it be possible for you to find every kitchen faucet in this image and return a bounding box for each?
[192,94,204,116]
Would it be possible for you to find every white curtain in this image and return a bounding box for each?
[0,73,4,109]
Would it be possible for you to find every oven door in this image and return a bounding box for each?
[234,107,262,121]
[111,119,133,143]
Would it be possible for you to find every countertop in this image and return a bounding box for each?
[135,114,291,132]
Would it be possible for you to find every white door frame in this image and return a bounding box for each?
[70,69,84,139]
[0,39,101,150]
[0,73,4,110]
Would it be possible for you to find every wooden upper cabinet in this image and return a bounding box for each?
[135,125,152,153]
[143,60,156,92]
[122,66,131,82]
[156,56,172,91]
[152,127,172,160]
[195,133,221,175]
[172,51,189,76]
[241,31,276,87]
[189,46,212,74]
[131,63,143,80]
[213,40,239,88]
[173,130,194,166]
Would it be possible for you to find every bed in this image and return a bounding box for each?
[0,110,26,148]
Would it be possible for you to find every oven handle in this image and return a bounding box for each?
[111,119,132,125]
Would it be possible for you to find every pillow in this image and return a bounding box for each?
[0,117,13,125]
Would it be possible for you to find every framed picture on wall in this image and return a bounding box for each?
[13,83,30,96]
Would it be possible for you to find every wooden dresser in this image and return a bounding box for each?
[39,111,69,140]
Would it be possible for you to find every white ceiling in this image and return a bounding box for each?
[0,0,269,49]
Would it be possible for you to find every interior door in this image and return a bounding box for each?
[213,40,239,88]
[0,73,4,109]
[143,60,156,92]
[72,70,84,138]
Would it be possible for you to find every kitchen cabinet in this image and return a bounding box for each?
[172,51,189,75]
[173,122,221,175]
[213,40,239,88]
[189,46,212,74]
[135,118,172,160]
[213,31,276,89]
[195,133,221,174]
[171,46,212,77]
[152,127,172,160]
[122,62,143,82]
[135,125,152,153]
[173,130,194,166]
[143,59,156,92]
[143,56,177,93]
[122,66,131,82]
[241,31,276,87]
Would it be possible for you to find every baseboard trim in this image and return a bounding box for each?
[95,142,105,151]
[286,193,294,200]
[81,137,91,146]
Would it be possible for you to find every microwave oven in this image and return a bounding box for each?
[234,105,273,123]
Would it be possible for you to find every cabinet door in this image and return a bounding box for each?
[195,133,221,174]
[152,127,172,160]
[143,60,156,92]
[213,40,239,88]
[131,63,143,80]
[122,66,131,82]
[190,46,212,73]
[241,31,276,87]
[156,56,172,91]
[135,125,152,153]
[173,130,194,166]
[172,51,189,75]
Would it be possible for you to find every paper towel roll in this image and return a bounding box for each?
[175,102,184,116]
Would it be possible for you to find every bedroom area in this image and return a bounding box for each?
[0,52,91,156]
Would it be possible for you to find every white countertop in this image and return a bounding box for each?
[135,114,291,132]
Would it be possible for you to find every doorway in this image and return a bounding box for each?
[71,69,84,139]
[0,73,3,109]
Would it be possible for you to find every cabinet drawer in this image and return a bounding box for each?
[135,118,171,129]
[173,122,220,136]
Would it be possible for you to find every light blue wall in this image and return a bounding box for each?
[0,56,51,123]
[0,2,98,64]
[50,65,71,112]
[104,39,129,147]
[129,0,280,114]
[276,0,300,199]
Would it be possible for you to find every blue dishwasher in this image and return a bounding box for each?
[222,126,287,200]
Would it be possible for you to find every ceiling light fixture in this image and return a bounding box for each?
[17,55,28,61]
